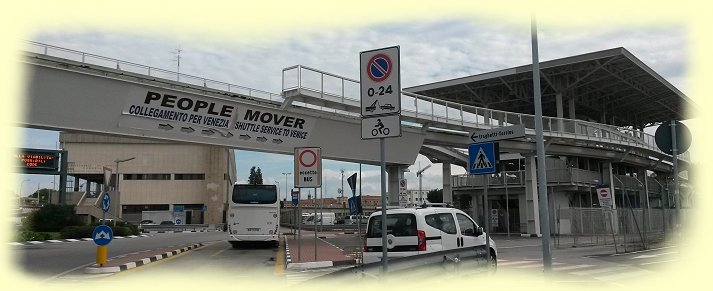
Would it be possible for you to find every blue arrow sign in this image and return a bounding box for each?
[348,197,358,215]
[468,142,499,175]
[102,193,110,213]
[92,225,113,246]
[291,191,299,206]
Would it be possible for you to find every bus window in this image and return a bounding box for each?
[232,185,277,204]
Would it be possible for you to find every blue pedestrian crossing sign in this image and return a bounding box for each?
[92,225,113,246]
[468,142,500,175]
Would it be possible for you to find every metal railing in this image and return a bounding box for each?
[556,208,684,252]
[22,41,690,163]
[25,41,282,102]
[282,65,689,162]
[452,168,604,188]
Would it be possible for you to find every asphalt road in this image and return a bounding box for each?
[10,231,227,281]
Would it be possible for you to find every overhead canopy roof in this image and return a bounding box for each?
[405,47,693,128]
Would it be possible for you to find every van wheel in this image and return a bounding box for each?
[489,250,497,272]
[230,241,240,249]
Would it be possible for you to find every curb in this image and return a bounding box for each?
[84,243,204,274]
[8,234,150,246]
[284,236,356,271]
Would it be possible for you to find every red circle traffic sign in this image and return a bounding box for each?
[600,189,609,197]
[367,54,392,82]
[299,149,317,168]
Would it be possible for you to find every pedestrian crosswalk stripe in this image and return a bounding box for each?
[498,261,535,266]
[593,269,654,281]
[569,266,629,276]
[553,264,594,271]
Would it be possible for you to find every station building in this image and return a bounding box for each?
[60,132,236,225]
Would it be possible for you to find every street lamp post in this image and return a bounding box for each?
[50,181,56,205]
[114,157,136,221]
[281,172,291,202]
[19,179,30,198]
[275,181,280,201]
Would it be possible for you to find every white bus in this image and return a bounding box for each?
[227,184,280,247]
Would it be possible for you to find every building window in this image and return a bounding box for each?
[123,174,171,180]
[174,173,205,180]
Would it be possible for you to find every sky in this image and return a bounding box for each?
[10,17,691,199]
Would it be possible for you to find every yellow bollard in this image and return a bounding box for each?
[96,245,108,266]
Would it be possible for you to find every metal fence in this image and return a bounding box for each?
[555,207,686,252]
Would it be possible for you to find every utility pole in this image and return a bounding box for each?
[173,47,182,81]
[340,169,345,198]
[282,172,291,202]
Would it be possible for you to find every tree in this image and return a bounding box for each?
[248,166,264,185]
[29,188,53,205]
[255,167,263,185]
[427,188,443,203]
[25,204,84,232]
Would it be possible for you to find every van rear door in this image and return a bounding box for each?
[365,213,419,252]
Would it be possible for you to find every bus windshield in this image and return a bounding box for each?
[232,185,277,204]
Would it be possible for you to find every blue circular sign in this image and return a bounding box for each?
[367,54,392,82]
[175,219,182,225]
[92,225,113,246]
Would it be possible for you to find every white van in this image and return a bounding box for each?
[363,206,497,266]
[303,212,336,225]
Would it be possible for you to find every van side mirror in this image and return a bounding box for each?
[475,226,484,236]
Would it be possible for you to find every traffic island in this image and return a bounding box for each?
[84,243,203,274]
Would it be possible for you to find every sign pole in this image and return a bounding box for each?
[503,165,510,240]
[380,137,388,273]
[298,188,302,263]
[670,122,680,226]
[314,188,318,261]
[484,177,491,267]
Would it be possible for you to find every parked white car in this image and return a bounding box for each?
[363,206,497,267]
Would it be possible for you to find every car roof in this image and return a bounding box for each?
[369,206,462,216]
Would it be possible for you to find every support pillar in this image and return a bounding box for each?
[387,165,405,206]
[556,92,564,132]
[568,96,576,119]
[442,163,453,204]
[524,155,541,236]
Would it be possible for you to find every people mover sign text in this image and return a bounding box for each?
[123,89,238,131]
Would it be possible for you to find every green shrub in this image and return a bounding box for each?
[111,226,133,236]
[26,205,84,232]
[60,225,95,239]
[122,223,139,235]
[16,231,52,241]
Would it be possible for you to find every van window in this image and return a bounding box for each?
[425,213,457,234]
[456,213,477,236]
[367,214,417,237]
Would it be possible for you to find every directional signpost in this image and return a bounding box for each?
[470,124,525,143]
[92,224,113,266]
[468,139,502,271]
[361,46,402,273]
[102,193,110,214]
